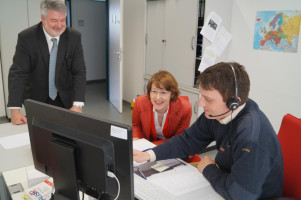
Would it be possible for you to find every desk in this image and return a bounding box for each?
[3,165,222,200]
[0,123,32,200]
[1,125,222,200]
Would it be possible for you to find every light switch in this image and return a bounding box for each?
[78,20,84,27]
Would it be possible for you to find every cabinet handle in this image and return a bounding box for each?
[194,101,198,114]
[191,36,195,50]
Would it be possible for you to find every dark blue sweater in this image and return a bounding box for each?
[153,99,283,200]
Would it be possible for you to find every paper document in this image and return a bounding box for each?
[200,11,222,42]
[211,25,232,57]
[0,132,30,150]
[133,138,156,151]
[27,166,50,187]
[133,139,156,167]
[148,165,211,196]
[198,46,217,72]
[25,178,53,200]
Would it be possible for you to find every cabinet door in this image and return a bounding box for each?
[145,1,165,75]
[163,0,198,87]
[0,0,36,118]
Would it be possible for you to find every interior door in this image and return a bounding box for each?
[109,0,123,113]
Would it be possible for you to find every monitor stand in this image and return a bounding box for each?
[50,140,80,200]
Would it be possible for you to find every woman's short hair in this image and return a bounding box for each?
[147,70,180,102]
[197,62,250,105]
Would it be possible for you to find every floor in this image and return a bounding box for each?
[83,81,132,126]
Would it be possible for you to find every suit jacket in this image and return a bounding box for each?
[132,94,192,143]
[8,22,86,108]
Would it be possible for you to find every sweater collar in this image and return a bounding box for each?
[218,103,246,125]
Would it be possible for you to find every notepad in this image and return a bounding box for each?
[151,163,169,172]
[133,138,156,151]
[0,132,30,150]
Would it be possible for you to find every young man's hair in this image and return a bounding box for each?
[197,62,250,105]
[147,70,180,102]
[40,0,67,18]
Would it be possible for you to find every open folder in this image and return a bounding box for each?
[133,139,223,199]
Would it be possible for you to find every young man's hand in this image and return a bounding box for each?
[197,156,216,173]
[133,149,150,163]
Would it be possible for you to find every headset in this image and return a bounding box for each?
[226,63,240,111]
[209,63,240,117]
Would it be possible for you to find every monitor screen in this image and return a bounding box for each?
[24,99,134,200]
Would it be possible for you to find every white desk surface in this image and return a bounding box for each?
[0,123,33,173]
[1,126,222,200]
[3,165,222,200]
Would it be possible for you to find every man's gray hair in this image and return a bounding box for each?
[40,0,67,18]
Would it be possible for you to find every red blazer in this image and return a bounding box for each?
[132,94,192,144]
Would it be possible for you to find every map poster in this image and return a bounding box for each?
[253,10,301,53]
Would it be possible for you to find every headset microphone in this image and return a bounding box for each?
[209,109,231,118]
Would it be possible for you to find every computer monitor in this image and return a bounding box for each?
[24,99,134,200]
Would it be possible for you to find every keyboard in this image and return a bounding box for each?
[134,175,178,200]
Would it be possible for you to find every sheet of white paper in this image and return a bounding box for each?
[0,132,30,150]
[200,11,222,43]
[211,25,232,57]
[133,138,156,151]
[148,165,211,196]
[133,139,156,167]
[27,167,49,187]
[198,46,217,72]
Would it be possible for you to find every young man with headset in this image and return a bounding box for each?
[133,62,283,200]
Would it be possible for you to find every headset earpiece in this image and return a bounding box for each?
[226,97,240,110]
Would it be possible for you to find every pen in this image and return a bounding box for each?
[136,166,147,180]
[142,148,152,152]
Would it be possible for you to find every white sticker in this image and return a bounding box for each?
[110,125,128,140]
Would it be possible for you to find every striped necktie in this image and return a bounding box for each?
[49,38,58,100]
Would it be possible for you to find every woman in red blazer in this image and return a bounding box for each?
[132,70,192,145]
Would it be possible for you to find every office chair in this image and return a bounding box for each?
[277,114,301,199]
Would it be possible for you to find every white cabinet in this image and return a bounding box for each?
[145,0,199,87]
[144,0,200,123]
[0,0,41,118]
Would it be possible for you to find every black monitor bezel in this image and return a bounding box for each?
[24,99,134,200]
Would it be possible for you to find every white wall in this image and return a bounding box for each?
[123,0,146,102]
[228,0,301,132]
[71,0,107,81]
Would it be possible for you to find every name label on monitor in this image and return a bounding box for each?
[110,125,128,140]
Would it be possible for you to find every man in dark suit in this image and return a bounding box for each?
[8,0,86,125]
